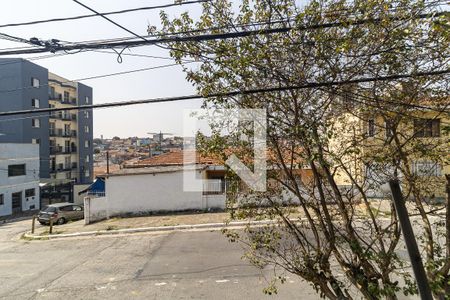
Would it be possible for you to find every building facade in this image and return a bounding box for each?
[0,58,93,184]
[0,144,40,217]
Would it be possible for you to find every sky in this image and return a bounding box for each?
[0,0,207,139]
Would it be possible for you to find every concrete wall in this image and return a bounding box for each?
[105,170,205,216]
[77,83,93,184]
[0,143,40,216]
[84,196,108,224]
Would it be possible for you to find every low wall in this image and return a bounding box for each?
[84,196,108,224]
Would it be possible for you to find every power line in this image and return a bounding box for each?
[72,0,148,42]
[0,68,447,117]
[0,12,445,56]
[0,0,209,29]
[0,61,192,94]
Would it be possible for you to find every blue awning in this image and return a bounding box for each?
[78,178,105,195]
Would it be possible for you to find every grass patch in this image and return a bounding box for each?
[105,225,119,231]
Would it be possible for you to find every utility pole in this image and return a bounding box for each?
[106,151,110,174]
[389,179,433,300]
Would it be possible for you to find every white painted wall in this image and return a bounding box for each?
[105,169,205,216]
[0,144,40,217]
[84,196,108,224]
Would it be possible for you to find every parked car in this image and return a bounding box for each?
[37,203,84,225]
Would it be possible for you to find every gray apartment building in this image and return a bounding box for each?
[0,58,93,184]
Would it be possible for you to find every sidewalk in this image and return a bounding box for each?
[30,211,232,237]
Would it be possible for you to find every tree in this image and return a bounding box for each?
[159,0,449,298]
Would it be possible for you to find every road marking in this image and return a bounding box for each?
[215,279,229,283]
[155,282,167,286]
[36,288,45,293]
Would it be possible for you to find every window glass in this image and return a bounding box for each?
[368,119,375,137]
[31,77,40,88]
[25,188,35,197]
[59,205,73,212]
[414,119,440,137]
[43,206,56,213]
[32,118,40,128]
[32,98,40,108]
[0,194,3,205]
[8,164,26,177]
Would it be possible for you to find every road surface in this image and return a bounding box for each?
[0,219,318,300]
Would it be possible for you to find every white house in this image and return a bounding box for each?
[0,143,40,217]
[84,150,226,223]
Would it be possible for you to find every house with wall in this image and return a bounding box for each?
[84,150,226,223]
[0,143,40,217]
[329,104,449,199]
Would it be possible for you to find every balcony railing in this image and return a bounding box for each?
[49,92,62,100]
[49,92,77,105]
[49,129,63,137]
[50,145,77,155]
[50,146,62,155]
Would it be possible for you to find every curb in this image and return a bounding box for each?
[22,219,278,240]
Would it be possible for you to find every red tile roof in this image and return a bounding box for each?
[125,150,222,167]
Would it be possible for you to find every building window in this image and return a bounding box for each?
[25,188,35,198]
[84,111,89,118]
[8,164,26,177]
[63,91,70,103]
[412,161,442,176]
[85,140,90,148]
[414,119,440,138]
[31,77,40,88]
[84,126,89,133]
[385,121,393,138]
[32,138,40,144]
[31,98,40,108]
[85,155,90,162]
[85,169,90,178]
[0,194,3,205]
[85,96,90,104]
[32,118,40,128]
[368,119,375,137]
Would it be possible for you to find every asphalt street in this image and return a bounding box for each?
[0,219,318,300]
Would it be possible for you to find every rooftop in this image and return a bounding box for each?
[124,150,222,168]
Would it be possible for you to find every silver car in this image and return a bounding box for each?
[38,203,84,225]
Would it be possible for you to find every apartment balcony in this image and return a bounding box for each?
[49,129,63,137]
[61,97,77,105]
[50,146,62,155]
[49,145,77,155]
[49,92,62,101]
[49,92,77,105]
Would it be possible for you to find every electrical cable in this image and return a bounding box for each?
[0,61,193,94]
[0,11,445,56]
[0,68,447,117]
